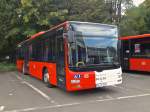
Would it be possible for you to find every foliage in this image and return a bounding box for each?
[0,62,16,72]
[105,0,133,23]
[2,0,148,62]
[120,0,150,36]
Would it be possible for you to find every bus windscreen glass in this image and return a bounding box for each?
[69,23,119,68]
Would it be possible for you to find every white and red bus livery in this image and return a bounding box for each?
[16,21,122,91]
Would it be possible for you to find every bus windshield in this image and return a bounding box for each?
[68,23,119,68]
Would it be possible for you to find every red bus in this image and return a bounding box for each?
[120,34,150,72]
[16,21,122,91]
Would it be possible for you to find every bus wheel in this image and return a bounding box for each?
[43,69,53,88]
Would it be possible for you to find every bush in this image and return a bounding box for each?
[0,62,16,72]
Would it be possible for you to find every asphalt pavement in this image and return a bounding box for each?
[0,71,150,112]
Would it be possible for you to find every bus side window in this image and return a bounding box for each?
[43,38,49,61]
[48,35,52,61]
[48,31,56,61]
[56,28,64,53]
[32,43,36,60]
[29,44,32,60]
[40,40,44,61]
[32,40,42,61]
[17,48,20,59]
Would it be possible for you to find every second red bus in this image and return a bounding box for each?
[120,34,150,72]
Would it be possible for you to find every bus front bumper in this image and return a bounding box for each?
[66,67,122,91]
[95,67,122,88]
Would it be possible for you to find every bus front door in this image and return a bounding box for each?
[121,40,130,70]
[56,32,66,89]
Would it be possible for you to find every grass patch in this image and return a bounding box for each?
[0,62,16,72]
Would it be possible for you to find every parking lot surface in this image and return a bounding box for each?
[0,71,150,112]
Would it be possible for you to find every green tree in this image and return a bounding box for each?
[0,0,135,62]
[0,0,21,61]
[120,0,150,36]
[105,0,133,24]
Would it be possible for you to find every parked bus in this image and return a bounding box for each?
[16,21,122,91]
[120,34,150,72]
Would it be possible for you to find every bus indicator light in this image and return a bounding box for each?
[84,74,89,78]
[141,62,146,66]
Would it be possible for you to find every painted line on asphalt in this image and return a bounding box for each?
[22,81,51,101]
[15,75,51,101]
[3,102,80,112]
[113,84,150,93]
[112,84,148,93]
[112,85,132,91]
[4,93,150,112]
[89,93,150,103]
[116,93,150,100]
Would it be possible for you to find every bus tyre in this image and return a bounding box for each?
[43,69,53,88]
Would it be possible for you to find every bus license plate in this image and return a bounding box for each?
[97,82,107,87]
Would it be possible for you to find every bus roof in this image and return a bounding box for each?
[120,34,150,40]
[30,31,45,39]
[69,21,117,27]
[18,21,117,46]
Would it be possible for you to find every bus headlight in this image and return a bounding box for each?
[71,80,80,84]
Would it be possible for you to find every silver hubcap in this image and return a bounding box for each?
[23,65,25,73]
[44,72,49,83]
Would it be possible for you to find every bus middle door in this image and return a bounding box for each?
[24,46,30,74]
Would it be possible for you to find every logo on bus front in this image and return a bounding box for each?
[74,74,81,79]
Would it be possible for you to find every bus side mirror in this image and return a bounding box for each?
[67,31,75,43]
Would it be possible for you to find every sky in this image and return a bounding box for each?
[133,0,145,6]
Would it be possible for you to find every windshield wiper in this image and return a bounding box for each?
[69,62,120,68]
[112,63,120,66]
